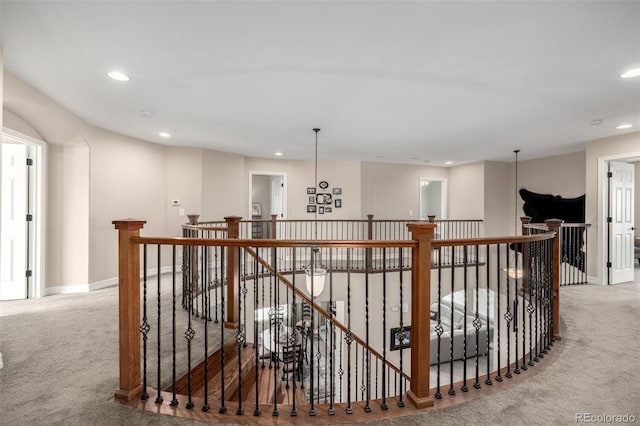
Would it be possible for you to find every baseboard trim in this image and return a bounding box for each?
[44,266,175,296]
[587,275,603,285]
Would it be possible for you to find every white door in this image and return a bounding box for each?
[271,175,285,219]
[610,161,635,284]
[1,142,28,300]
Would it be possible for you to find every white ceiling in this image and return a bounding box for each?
[2,1,639,164]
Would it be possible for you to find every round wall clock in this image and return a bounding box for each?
[319,180,329,189]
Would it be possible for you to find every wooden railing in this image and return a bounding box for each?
[522,217,590,286]
[113,217,560,422]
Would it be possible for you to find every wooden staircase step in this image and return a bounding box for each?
[205,344,256,402]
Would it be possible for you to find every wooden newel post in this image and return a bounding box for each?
[225,216,242,328]
[112,219,147,401]
[520,216,531,236]
[545,218,563,340]
[406,222,436,409]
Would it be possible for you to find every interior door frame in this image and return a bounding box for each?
[248,171,288,220]
[598,152,639,285]
[2,128,47,298]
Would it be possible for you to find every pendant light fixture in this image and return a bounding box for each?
[305,128,326,297]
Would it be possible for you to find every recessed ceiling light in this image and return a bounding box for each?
[616,123,633,130]
[159,132,171,138]
[274,152,283,157]
[620,68,640,79]
[107,71,130,82]
[410,157,420,160]
[140,110,154,118]
[590,119,603,126]
[445,161,453,165]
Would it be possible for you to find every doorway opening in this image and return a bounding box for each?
[249,172,287,239]
[419,177,447,220]
[1,130,46,299]
[599,154,638,285]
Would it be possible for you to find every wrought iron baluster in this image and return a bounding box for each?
[495,244,502,382]
[345,248,353,415]
[364,253,371,412]
[504,244,513,379]
[397,246,405,406]
[434,247,443,399]
[381,248,389,408]
[141,244,149,401]
[484,244,493,386]
[329,249,335,415]
[513,247,521,375]
[461,245,468,393]
[473,244,481,390]
[218,246,226,414]
[171,245,178,406]
[253,250,261,417]
[521,243,528,371]
[236,249,245,415]
[448,245,456,396]
[155,246,164,404]
[185,246,195,410]
[202,246,210,412]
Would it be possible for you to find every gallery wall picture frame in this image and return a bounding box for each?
[307,205,316,213]
[325,207,332,213]
[332,187,342,195]
[390,326,411,351]
[319,206,325,214]
[252,203,262,216]
[319,180,329,190]
[335,199,342,208]
[316,193,332,205]
[308,196,315,204]
[307,187,316,195]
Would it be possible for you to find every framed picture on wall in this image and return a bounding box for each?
[319,206,325,214]
[390,326,411,351]
[333,187,342,195]
[251,203,262,216]
[307,187,316,194]
[307,205,316,213]
[335,199,342,208]
[316,193,332,205]
[308,196,315,204]
[325,207,332,213]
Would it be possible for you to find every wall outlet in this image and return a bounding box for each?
[391,305,399,312]
[171,199,181,206]
[402,303,409,313]
[408,209,413,217]
[179,208,185,216]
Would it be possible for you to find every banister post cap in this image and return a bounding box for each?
[545,218,564,228]
[406,222,437,235]
[520,216,532,224]
[112,219,146,230]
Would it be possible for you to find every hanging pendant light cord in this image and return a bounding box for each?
[313,128,320,240]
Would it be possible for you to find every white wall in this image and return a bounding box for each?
[361,162,447,219]
[636,162,640,239]
[165,147,203,235]
[484,161,511,237]
[448,162,484,220]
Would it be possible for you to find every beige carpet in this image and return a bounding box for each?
[0,272,638,426]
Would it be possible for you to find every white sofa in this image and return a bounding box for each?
[429,300,492,364]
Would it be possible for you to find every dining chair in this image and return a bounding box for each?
[280,343,304,389]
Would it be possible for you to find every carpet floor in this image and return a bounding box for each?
[0,272,638,425]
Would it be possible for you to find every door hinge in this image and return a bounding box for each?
[25,270,32,278]
[607,171,612,178]
[26,158,33,166]
[26,214,33,222]
[606,217,612,223]
[606,262,612,268]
